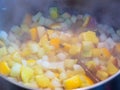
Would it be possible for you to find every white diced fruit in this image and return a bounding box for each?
[10,63,21,78]
[45,71,55,79]
[51,78,62,88]
[29,42,39,53]
[99,34,107,42]
[59,72,67,80]
[105,38,116,49]
[57,52,67,61]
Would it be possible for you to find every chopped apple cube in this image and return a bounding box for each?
[10,63,21,78]
[81,31,99,44]
[21,66,34,83]
[35,75,51,88]
[96,70,108,80]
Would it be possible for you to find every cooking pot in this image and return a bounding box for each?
[0,0,120,90]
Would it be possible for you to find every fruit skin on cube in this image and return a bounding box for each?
[64,74,93,89]
[81,31,99,44]
[0,61,10,76]
[21,66,34,83]
[63,75,82,89]
[35,75,51,88]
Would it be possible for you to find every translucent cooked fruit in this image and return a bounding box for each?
[69,45,81,55]
[64,59,77,69]
[10,63,22,78]
[0,61,10,75]
[0,46,7,57]
[96,70,108,80]
[27,59,36,66]
[107,62,118,75]
[21,66,34,83]
[100,48,111,59]
[11,52,22,63]
[81,31,99,44]
[35,75,51,88]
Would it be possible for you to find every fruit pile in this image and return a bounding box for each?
[0,7,119,90]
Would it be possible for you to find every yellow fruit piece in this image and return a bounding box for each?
[21,66,34,83]
[92,48,101,57]
[27,59,36,65]
[107,62,118,75]
[11,52,22,63]
[81,31,99,44]
[64,75,82,89]
[69,45,81,55]
[35,75,51,88]
[50,38,60,48]
[39,34,49,46]
[100,48,111,59]
[30,27,38,41]
[0,61,10,75]
[21,48,31,57]
[79,74,94,87]
[62,43,71,51]
[47,29,54,39]
[33,65,43,75]
[66,70,85,78]
[96,70,108,80]
[86,61,96,69]
[64,59,77,69]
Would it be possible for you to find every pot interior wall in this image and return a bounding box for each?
[0,0,120,31]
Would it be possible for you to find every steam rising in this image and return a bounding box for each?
[0,0,120,30]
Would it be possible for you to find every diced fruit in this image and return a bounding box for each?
[30,27,38,41]
[82,41,94,51]
[50,38,61,48]
[21,48,31,57]
[39,34,49,46]
[64,59,77,69]
[92,48,101,57]
[66,70,85,78]
[28,42,40,53]
[0,61,10,75]
[62,43,71,51]
[51,78,62,88]
[0,47,7,57]
[107,62,118,75]
[35,75,51,88]
[27,59,36,66]
[11,52,22,63]
[33,65,43,75]
[50,7,59,19]
[63,75,81,89]
[10,63,21,78]
[100,48,111,59]
[37,26,46,39]
[86,61,97,69]
[96,70,108,80]
[69,45,81,55]
[81,31,99,44]
[21,66,34,83]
